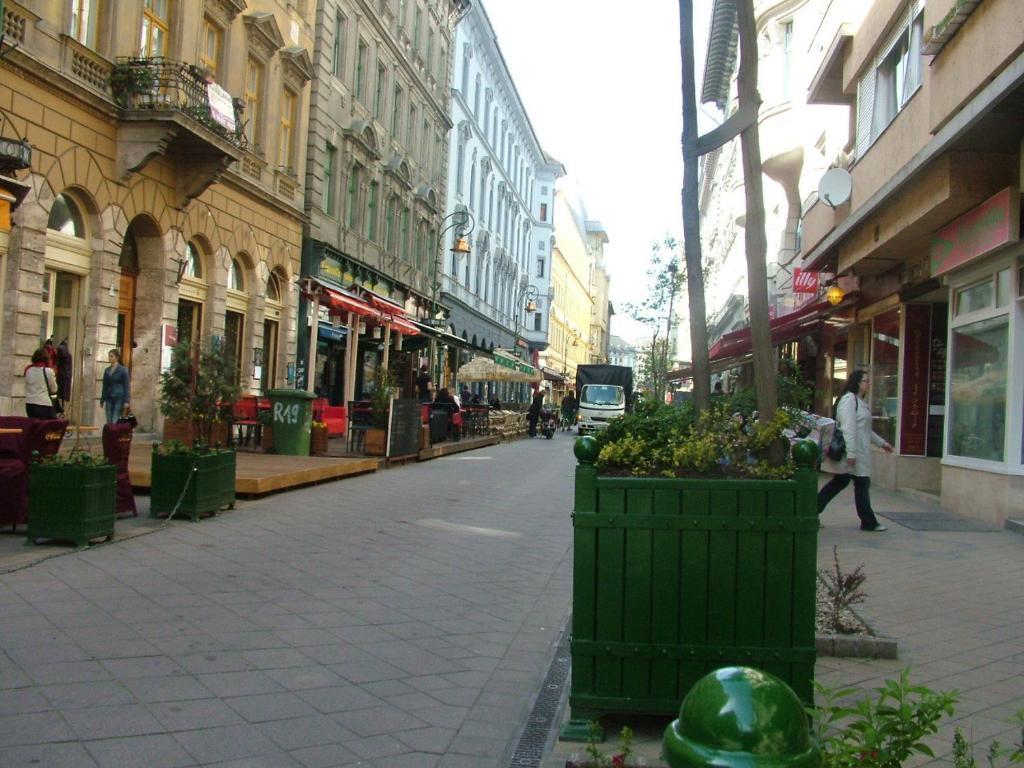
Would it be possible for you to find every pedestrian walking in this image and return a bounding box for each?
[527,389,544,438]
[100,348,131,424]
[24,348,59,419]
[560,390,577,431]
[817,369,894,531]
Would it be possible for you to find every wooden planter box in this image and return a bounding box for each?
[309,426,328,456]
[260,424,273,451]
[562,439,820,739]
[27,464,116,547]
[150,449,236,522]
[364,428,387,456]
[162,419,230,447]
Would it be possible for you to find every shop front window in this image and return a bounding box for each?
[949,316,1008,462]
[870,309,900,445]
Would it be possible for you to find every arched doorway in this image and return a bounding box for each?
[262,268,286,392]
[117,226,140,369]
[224,254,250,387]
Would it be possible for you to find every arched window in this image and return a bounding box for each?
[48,194,85,237]
[228,258,245,291]
[184,242,204,279]
[473,75,481,116]
[266,271,281,302]
[456,141,466,195]
[468,156,477,209]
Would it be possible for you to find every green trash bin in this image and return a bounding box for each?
[267,389,316,455]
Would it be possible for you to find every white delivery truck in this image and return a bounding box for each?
[575,364,634,435]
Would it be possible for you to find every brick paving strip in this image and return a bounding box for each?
[0,434,579,767]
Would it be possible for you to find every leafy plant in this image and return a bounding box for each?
[109,61,157,107]
[369,366,395,429]
[953,711,1024,768]
[577,722,636,768]
[153,439,226,457]
[595,400,798,479]
[819,546,868,634]
[811,670,957,768]
[159,342,240,446]
[32,450,109,468]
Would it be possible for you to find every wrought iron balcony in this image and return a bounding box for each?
[110,57,246,208]
[111,57,246,147]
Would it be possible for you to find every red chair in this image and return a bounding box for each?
[312,398,328,422]
[321,405,347,437]
[232,399,259,447]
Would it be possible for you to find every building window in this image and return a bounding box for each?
[856,3,924,155]
[456,141,465,195]
[385,196,397,253]
[539,203,548,222]
[324,143,337,216]
[347,166,361,230]
[949,316,1008,462]
[468,160,476,208]
[781,20,793,100]
[408,103,417,148]
[244,57,264,149]
[365,181,379,241]
[278,89,297,173]
[412,6,422,53]
[332,12,346,78]
[870,308,900,446]
[473,76,481,116]
[200,17,222,77]
[355,39,368,102]
[538,239,545,251]
[426,29,434,75]
[140,0,169,56]
[71,0,99,48]
[534,312,542,332]
[228,258,245,292]
[183,241,203,279]
[536,257,545,278]
[374,63,386,119]
[391,83,403,136]
[399,208,410,262]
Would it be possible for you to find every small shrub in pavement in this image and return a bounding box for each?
[811,669,957,767]
[818,546,868,634]
[952,710,1024,767]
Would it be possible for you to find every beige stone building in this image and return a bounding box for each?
[0,0,314,432]
[800,0,1024,523]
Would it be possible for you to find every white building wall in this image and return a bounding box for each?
[442,0,559,351]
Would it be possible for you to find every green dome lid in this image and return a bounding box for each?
[663,667,821,768]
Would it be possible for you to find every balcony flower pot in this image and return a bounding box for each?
[150,443,236,522]
[26,455,116,547]
[310,422,328,456]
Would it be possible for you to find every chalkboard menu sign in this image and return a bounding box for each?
[388,398,421,457]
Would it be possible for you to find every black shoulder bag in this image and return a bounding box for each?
[826,393,857,461]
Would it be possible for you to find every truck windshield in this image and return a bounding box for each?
[581,385,624,406]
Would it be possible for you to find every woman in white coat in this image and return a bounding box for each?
[818,369,894,531]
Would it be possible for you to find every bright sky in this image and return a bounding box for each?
[483,0,712,347]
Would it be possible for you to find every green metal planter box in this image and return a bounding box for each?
[150,449,236,522]
[27,464,116,547]
[564,439,819,738]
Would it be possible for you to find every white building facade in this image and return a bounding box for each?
[694,0,855,359]
[442,0,561,364]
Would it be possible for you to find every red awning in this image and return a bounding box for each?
[305,279,419,335]
[668,296,853,381]
[364,291,407,316]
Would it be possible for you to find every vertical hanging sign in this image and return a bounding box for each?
[899,304,931,456]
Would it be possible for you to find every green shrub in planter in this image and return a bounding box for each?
[150,441,236,522]
[27,453,116,547]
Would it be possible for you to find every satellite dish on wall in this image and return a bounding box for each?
[818,168,853,209]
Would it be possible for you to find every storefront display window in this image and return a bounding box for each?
[870,308,900,445]
[948,316,1007,462]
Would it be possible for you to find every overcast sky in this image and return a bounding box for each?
[482,0,713,346]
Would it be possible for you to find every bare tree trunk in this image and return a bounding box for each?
[679,0,711,414]
[735,0,778,424]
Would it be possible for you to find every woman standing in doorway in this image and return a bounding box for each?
[100,348,131,424]
[24,349,58,419]
[818,369,894,531]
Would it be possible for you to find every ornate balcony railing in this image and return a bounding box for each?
[110,57,246,149]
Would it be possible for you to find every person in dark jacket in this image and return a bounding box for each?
[527,390,545,438]
[100,348,131,424]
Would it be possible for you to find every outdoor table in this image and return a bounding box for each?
[0,428,23,434]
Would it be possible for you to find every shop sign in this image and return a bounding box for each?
[318,256,344,283]
[792,268,820,293]
[899,304,931,456]
[931,187,1020,276]
[163,324,178,347]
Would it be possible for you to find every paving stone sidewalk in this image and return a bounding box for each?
[0,433,579,767]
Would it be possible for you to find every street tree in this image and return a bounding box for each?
[625,236,686,403]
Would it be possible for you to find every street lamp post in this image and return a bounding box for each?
[561,327,580,393]
[430,209,475,388]
[513,280,539,400]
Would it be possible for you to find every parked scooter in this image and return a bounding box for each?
[540,408,557,439]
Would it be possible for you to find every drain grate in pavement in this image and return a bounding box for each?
[882,512,1001,532]
[509,623,572,767]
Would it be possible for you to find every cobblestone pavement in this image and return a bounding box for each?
[0,434,578,767]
